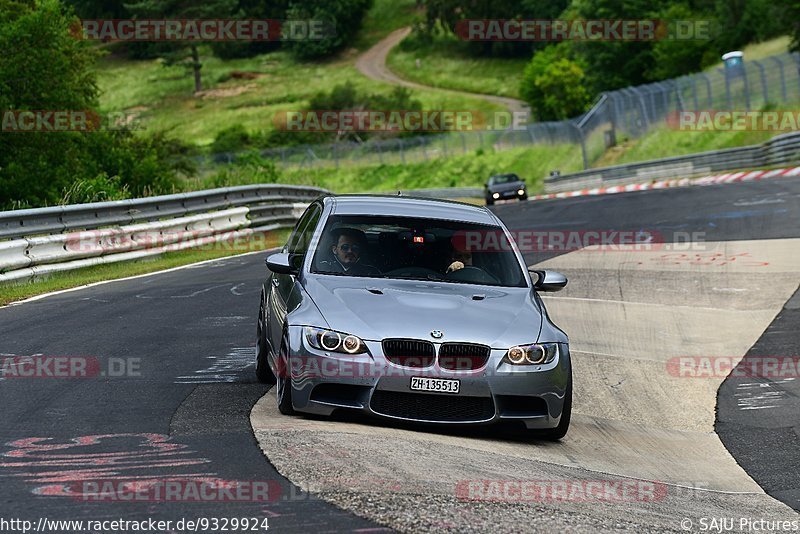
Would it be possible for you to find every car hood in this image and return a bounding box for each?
[303,275,542,348]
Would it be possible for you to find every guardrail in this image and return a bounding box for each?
[545,131,800,192]
[0,184,327,282]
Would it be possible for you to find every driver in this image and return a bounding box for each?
[446,249,473,273]
[319,227,380,276]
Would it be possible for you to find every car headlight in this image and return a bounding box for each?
[492,192,500,199]
[517,188,526,195]
[504,343,558,365]
[304,327,368,355]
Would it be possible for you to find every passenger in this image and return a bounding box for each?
[319,227,381,276]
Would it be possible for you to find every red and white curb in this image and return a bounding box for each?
[531,166,800,201]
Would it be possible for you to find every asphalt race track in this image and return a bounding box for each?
[0,257,382,532]
[1,177,799,532]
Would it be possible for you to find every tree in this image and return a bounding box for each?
[0,0,100,207]
[421,0,570,57]
[124,0,236,93]
[0,0,187,209]
[285,0,373,60]
[520,45,591,121]
[647,3,709,80]
[790,0,800,52]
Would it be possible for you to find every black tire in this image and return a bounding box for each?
[486,197,494,206]
[519,195,528,201]
[276,331,296,415]
[538,370,572,441]
[255,294,276,384]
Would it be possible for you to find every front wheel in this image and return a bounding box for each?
[255,295,276,384]
[276,332,295,415]
[485,197,494,206]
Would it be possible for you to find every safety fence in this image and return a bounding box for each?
[197,52,800,172]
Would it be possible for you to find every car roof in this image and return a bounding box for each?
[323,195,498,225]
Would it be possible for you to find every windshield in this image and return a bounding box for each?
[490,174,519,184]
[310,215,527,288]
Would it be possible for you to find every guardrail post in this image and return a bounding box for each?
[656,82,670,118]
[792,53,800,97]
[689,76,699,111]
[629,87,650,130]
[571,122,589,170]
[771,56,788,102]
[698,73,713,108]
[742,63,752,109]
[751,60,769,106]
[673,79,685,112]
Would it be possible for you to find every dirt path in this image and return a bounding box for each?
[356,27,529,116]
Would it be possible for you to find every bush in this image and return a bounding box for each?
[60,174,131,205]
[211,124,252,154]
[203,152,282,189]
[0,130,189,209]
[259,82,428,148]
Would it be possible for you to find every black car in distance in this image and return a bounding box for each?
[485,173,527,205]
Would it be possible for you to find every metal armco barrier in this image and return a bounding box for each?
[545,131,800,193]
[0,184,327,282]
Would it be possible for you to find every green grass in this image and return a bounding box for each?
[0,229,290,306]
[93,0,491,147]
[280,144,583,194]
[387,37,527,99]
[386,35,792,105]
[97,48,505,147]
[594,124,792,169]
[706,36,791,69]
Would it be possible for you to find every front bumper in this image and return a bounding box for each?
[284,327,570,430]
[489,189,526,200]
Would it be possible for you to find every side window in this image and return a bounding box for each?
[286,205,318,254]
[288,204,321,261]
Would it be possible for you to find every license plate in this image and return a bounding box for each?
[410,377,460,394]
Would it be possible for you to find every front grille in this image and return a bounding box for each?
[370,390,495,422]
[438,343,491,371]
[382,339,435,368]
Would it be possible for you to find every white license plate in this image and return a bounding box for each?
[410,377,460,394]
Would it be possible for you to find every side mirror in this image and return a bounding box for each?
[266,252,299,275]
[530,269,568,292]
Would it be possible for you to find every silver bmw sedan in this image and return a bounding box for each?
[256,195,571,439]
